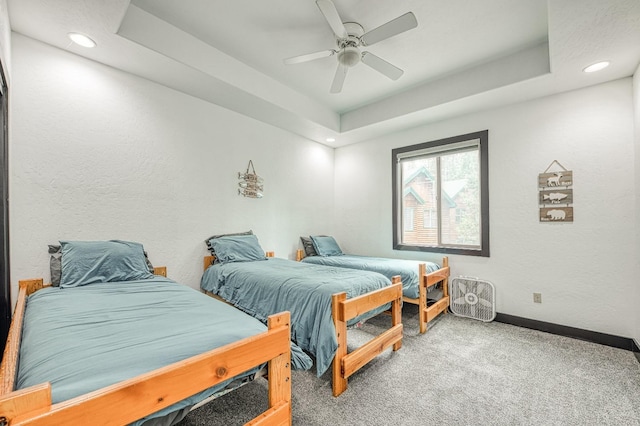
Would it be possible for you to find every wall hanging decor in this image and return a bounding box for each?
[238,160,263,198]
[538,160,573,222]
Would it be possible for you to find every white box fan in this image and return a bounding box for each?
[450,276,496,322]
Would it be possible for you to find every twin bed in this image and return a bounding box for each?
[0,240,292,425]
[201,232,404,397]
[298,235,451,333]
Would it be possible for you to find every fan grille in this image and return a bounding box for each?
[449,277,496,322]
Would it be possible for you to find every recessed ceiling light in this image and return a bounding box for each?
[326,137,336,143]
[583,61,610,73]
[68,32,96,48]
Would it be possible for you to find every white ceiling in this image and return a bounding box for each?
[7,0,640,147]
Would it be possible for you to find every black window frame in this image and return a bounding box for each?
[391,130,490,257]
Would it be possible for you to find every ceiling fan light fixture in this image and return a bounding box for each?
[338,46,360,67]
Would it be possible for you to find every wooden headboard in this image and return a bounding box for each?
[203,251,274,271]
[203,255,216,271]
[153,266,167,277]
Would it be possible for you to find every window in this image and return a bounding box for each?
[392,130,489,257]
[423,209,436,228]
[403,207,414,231]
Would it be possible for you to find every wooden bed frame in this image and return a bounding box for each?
[295,250,450,334]
[203,254,403,397]
[0,268,292,426]
[404,258,450,334]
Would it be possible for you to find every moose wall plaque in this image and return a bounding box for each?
[538,161,573,223]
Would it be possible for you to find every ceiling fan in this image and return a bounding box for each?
[284,0,418,94]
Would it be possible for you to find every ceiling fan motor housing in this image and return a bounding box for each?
[336,22,365,67]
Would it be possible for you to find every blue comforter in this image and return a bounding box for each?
[17,277,267,425]
[200,258,392,377]
[301,254,440,299]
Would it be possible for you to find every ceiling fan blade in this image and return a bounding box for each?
[316,0,348,39]
[361,52,403,80]
[361,12,418,46]
[284,49,336,65]
[330,63,348,93]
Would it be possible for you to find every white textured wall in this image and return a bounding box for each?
[9,33,334,295]
[633,64,640,347]
[335,78,636,338]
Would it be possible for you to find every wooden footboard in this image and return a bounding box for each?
[295,250,450,334]
[403,257,450,334]
[331,276,403,397]
[0,280,292,426]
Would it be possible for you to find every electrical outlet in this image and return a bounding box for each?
[533,293,542,303]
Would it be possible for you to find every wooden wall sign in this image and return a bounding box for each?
[539,160,573,222]
[238,160,263,198]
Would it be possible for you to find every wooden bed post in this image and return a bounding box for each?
[417,264,428,334]
[442,256,449,302]
[391,276,402,351]
[295,250,304,262]
[19,279,45,297]
[203,255,215,271]
[267,313,291,424]
[153,266,167,277]
[248,312,292,426]
[331,292,348,397]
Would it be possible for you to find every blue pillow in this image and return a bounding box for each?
[59,240,154,288]
[310,236,343,257]
[208,234,266,264]
[204,230,253,255]
[49,244,155,286]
